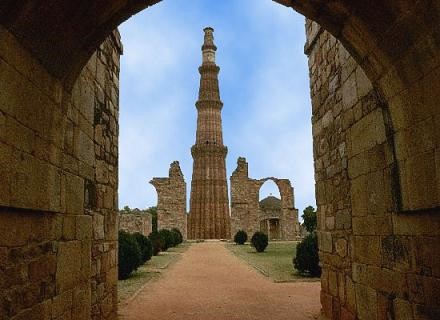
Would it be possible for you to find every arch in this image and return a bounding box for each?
[1,0,438,99]
[1,2,440,320]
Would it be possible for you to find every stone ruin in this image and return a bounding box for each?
[230,157,300,240]
[150,161,187,239]
[118,209,152,237]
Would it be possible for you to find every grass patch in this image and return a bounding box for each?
[226,241,318,282]
[118,242,191,303]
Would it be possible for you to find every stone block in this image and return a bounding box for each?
[9,151,61,212]
[319,231,333,253]
[52,289,73,319]
[348,109,386,157]
[355,283,377,320]
[321,290,333,319]
[76,215,92,241]
[342,72,358,110]
[355,66,372,98]
[0,142,12,206]
[329,270,338,297]
[393,298,414,320]
[62,216,77,240]
[401,151,438,210]
[62,173,84,215]
[76,129,94,167]
[28,255,57,282]
[353,236,381,265]
[56,241,82,293]
[93,214,105,240]
[353,215,392,235]
[335,238,348,257]
[351,175,368,217]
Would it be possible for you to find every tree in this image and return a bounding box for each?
[120,205,131,214]
[302,206,317,233]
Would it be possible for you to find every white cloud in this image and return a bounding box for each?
[118,0,316,213]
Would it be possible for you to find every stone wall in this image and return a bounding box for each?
[0,25,121,319]
[119,213,152,236]
[306,20,440,320]
[230,157,300,240]
[150,161,187,239]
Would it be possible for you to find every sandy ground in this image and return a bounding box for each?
[118,241,321,320]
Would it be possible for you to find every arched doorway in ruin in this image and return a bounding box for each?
[259,179,283,240]
[1,1,439,320]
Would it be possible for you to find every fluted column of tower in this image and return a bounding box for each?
[188,27,231,239]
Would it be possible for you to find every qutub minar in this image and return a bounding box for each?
[187,27,231,239]
[150,28,299,241]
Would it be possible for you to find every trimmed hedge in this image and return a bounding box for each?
[132,232,153,263]
[234,230,247,245]
[251,232,268,252]
[148,231,164,256]
[171,228,183,245]
[118,231,142,280]
[293,232,321,276]
[158,229,174,251]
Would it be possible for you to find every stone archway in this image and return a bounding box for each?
[230,158,300,241]
[0,1,439,319]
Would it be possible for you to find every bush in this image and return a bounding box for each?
[251,232,268,252]
[132,232,153,263]
[293,232,321,276]
[118,231,142,280]
[148,231,164,256]
[171,228,183,245]
[158,229,174,251]
[234,230,247,245]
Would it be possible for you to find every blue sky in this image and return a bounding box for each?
[118,0,315,214]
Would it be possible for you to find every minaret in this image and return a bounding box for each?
[188,27,231,239]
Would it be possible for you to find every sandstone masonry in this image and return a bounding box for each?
[150,161,187,239]
[119,212,152,236]
[230,157,300,241]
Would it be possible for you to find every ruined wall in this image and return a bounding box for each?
[306,20,440,320]
[230,157,299,240]
[150,161,187,239]
[0,26,121,319]
[119,214,152,236]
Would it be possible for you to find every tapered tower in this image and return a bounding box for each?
[188,27,230,239]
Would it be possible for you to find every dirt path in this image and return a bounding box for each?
[118,241,321,320]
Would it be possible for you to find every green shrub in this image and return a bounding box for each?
[132,232,153,263]
[148,231,164,256]
[234,230,247,245]
[118,231,142,280]
[293,232,321,276]
[171,228,183,245]
[158,229,174,251]
[251,232,268,252]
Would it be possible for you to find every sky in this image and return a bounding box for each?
[118,0,315,215]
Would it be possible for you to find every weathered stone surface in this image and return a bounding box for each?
[151,161,187,239]
[119,212,152,236]
[230,157,300,240]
